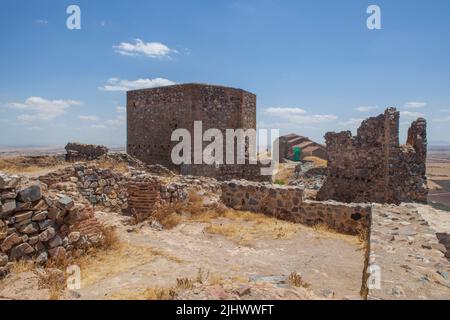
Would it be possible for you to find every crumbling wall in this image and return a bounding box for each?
[39,164,188,216]
[221,180,371,234]
[127,83,263,181]
[65,142,108,162]
[317,108,428,204]
[1,172,106,278]
[181,163,272,182]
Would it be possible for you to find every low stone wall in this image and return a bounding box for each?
[1,172,105,278]
[65,142,109,162]
[40,164,128,212]
[221,180,304,215]
[181,163,272,182]
[39,164,188,218]
[221,180,371,234]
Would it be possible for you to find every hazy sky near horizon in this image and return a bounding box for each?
[1,0,450,147]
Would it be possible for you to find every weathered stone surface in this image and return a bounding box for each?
[68,232,81,244]
[65,142,108,162]
[19,222,39,234]
[318,108,428,204]
[221,180,371,235]
[38,219,56,231]
[127,84,269,181]
[32,211,48,222]
[36,251,48,265]
[1,233,23,252]
[14,211,33,223]
[10,243,34,260]
[57,196,74,211]
[48,207,64,221]
[17,185,42,203]
[48,235,62,248]
[0,172,20,190]
[0,199,16,214]
[48,246,66,259]
[365,205,450,299]
[38,227,56,242]
[28,236,39,245]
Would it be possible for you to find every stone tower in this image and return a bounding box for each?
[127,83,257,173]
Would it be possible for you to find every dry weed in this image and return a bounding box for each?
[95,159,129,173]
[8,259,35,273]
[288,272,310,289]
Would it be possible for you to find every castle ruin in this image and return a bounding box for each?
[127,83,268,181]
[317,108,428,204]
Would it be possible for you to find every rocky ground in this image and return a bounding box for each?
[1,153,449,300]
[0,204,366,300]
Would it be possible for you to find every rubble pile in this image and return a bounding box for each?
[0,172,106,278]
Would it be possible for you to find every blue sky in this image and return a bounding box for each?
[1,0,450,147]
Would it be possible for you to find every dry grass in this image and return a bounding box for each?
[176,277,194,290]
[151,191,299,245]
[8,260,36,273]
[204,210,298,245]
[152,209,182,229]
[312,223,365,248]
[274,163,296,184]
[143,287,178,300]
[109,276,197,300]
[38,270,67,300]
[303,156,327,167]
[288,272,310,288]
[95,158,129,173]
[44,227,180,290]
[0,156,65,174]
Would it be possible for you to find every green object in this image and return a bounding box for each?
[292,146,301,161]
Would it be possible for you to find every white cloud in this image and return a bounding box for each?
[401,111,425,119]
[105,115,125,126]
[6,97,80,121]
[99,77,176,92]
[265,107,306,115]
[91,124,106,129]
[404,101,427,109]
[113,39,178,58]
[355,106,377,112]
[116,106,126,113]
[432,116,450,123]
[288,114,337,124]
[79,115,99,121]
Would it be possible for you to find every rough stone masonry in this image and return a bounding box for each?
[126,83,269,181]
[318,108,428,204]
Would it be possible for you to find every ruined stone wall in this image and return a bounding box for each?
[65,142,108,162]
[181,163,272,182]
[317,108,428,204]
[39,164,188,216]
[221,180,371,234]
[127,83,262,181]
[1,172,106,278]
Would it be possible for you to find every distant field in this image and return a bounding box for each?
[427,146,450,211]
[0,145,126,157]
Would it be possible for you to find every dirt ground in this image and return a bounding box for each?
[0,210,365,300]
